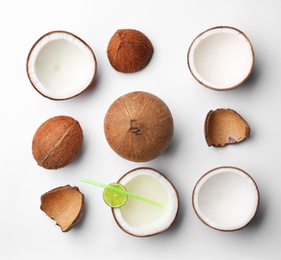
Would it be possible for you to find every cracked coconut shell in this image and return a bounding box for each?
[107,29,153,73]
[204,108,250,147]
[104,91,174,162]
[32,115,83,169]
[40,185,85,232]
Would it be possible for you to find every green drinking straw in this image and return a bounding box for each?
[80,178,164,208]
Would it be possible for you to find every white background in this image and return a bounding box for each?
[1,0,280,259]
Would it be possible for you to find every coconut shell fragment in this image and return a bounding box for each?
[32,115,83,169]
[107,29,153,73]
[204,108,250,147]
[40,185,85,232]
[104,91,174,162]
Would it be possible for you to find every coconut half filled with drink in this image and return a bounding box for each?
[112,167,179,237]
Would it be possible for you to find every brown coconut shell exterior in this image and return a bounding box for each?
[112,167,180,237]
[40,185,85,232]
[32,115,83,169]
[104,91,174,162]
[107,29,153,73]
[204,108,250,147]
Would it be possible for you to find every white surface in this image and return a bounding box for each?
[1,0,281,259]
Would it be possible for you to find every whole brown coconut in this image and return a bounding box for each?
[104,91,174,162]
[32,115,83,169]
[107,29,153,73]
[40,185,85,232]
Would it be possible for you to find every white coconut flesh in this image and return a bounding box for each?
[112,168,179,237]
[27,31,96,100]
[188,27,254,90]
[192,167,259,231]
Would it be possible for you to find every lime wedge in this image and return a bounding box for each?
[102,183,128,208]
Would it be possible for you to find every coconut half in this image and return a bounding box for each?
[26,31,97,100]
[192,166,259,231]
[112,167,179,237]
[187,26,254,90]
[107,29,153,73]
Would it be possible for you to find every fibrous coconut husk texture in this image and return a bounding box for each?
[107,29,153,73]
[104,91,174,162]
[204,108,250,147]
[32,115,83,169]
[40,185,84,232]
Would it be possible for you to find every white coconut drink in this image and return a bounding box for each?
[112,167,179,237]
[187,26,254,90]
[192,166,260,231]
[26,31,97,100]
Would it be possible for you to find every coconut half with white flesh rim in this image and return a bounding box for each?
[26,30,97,100]
[112,167,179,237]
[187,26,254,90]
[192,166,260,231]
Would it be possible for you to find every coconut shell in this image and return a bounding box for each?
[26,30,97,100]
[40,185,85,232]
[187,26,254,91]
[32,115,83,169]
[205,108,250,147]
[107,29,153,73]
[104,91,174,162]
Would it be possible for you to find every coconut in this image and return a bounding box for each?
[32,115,83,169]
[26,30,97,100]
[40,185,85,232]
[104,91,174,162]
[187,26,254,90]
[107,29,153,73]
[112,167,179,237]
[192,166,259,231]
[204,108,250,147]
